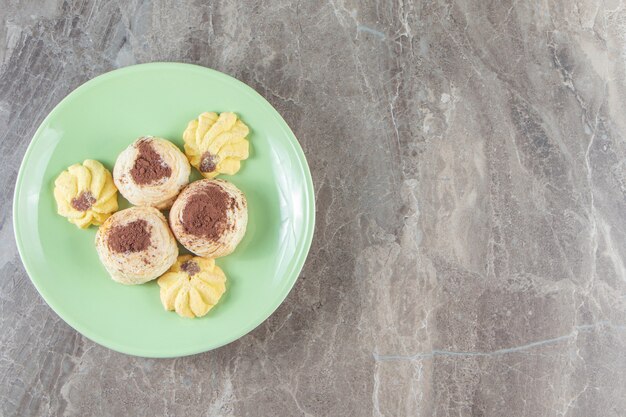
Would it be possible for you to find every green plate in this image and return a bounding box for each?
[13,63,315,357]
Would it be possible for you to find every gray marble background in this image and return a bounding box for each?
[1,0,626,416]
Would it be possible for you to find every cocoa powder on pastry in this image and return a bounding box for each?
[199,151,217,173]
[169,179,247,258]
[181,182,234,240]
[180,259,200,276]
[107,219,151,253]
[130,139,172,185]
[70,191,96,211]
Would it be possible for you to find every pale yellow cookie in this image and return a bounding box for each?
[157,255,227,318]
[53,159,118,228]
[183,112,250,178]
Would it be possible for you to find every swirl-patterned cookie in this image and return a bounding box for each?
[53,159,118,228]
[183,112,250,178]
[157,255,227,318]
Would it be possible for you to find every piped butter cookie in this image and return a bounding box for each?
[53,159,118,228]
[183,112,249,178]
[157,254,226,318]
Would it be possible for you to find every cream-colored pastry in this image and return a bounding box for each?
[53,159,118,228]
[183,112,250,178]
[113,136,190,209]
[95,207,178,285]
[157,254,227,318]
[169,179,247,258]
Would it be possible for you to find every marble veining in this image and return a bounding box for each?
[374,321,626,361]
[1,0,625,416]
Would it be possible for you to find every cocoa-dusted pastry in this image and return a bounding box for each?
[169,179,247,258]
[95,207,178,285]
[113,136,190,209]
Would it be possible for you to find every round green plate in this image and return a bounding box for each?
[13,63,314,357]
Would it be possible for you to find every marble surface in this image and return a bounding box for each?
[1,0,626,416]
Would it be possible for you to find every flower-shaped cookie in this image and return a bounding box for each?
[157,254,227,318]
[54,159,118,228]
[183,112,250,178]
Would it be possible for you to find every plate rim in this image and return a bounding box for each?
[12,62,315,358]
